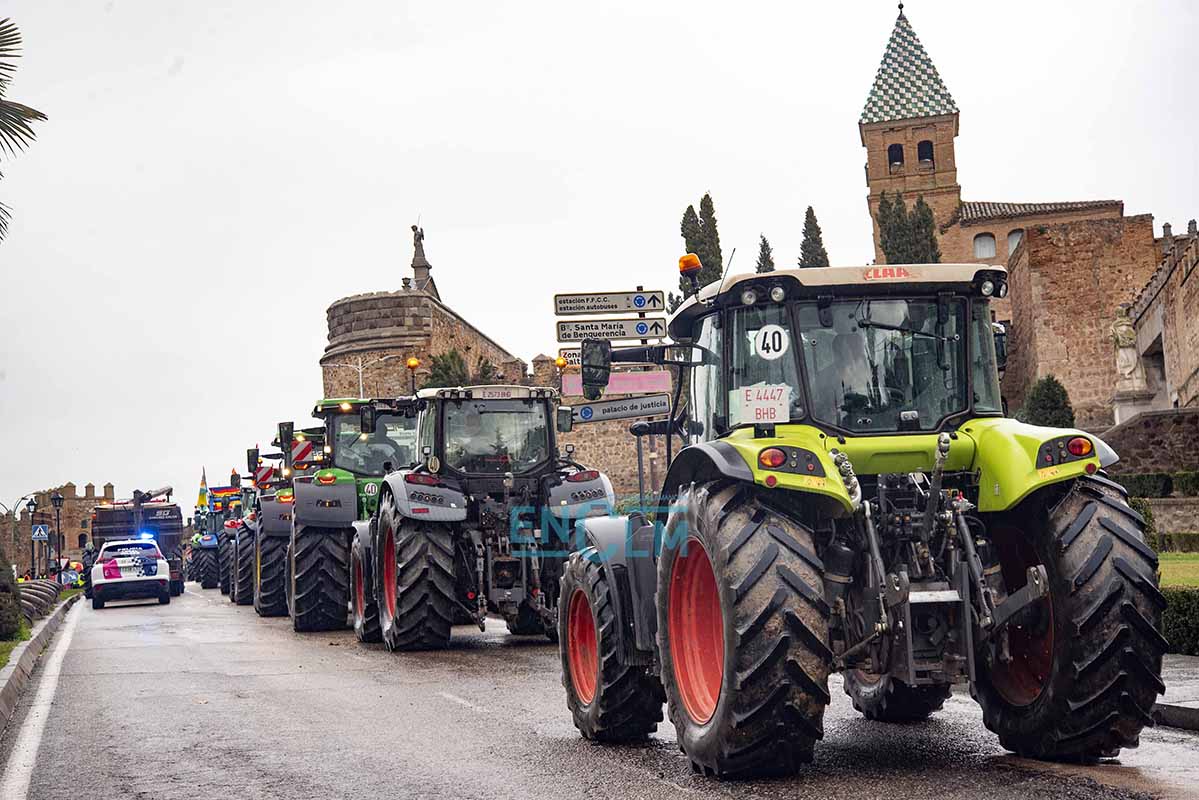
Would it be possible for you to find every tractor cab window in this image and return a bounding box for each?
[727,305,804,427]
[971,301,1003,414]
[332,413,418,476]
[443,399,550,475]
[688,313,724,442]
[797,298,968,433]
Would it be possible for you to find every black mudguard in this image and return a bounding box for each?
[578,514,659,662]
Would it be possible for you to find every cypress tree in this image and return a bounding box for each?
[1018,375,1076,428]
[876,192,895,262]
[755,235,775,273]
[697,193,724,286]
[798,206,830,267]
[678,205,704,299]
[910,196,942,263]
[422,350,470,388]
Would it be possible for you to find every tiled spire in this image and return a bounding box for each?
[861,7,958,125]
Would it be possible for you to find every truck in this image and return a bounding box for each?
[370,385,614,650]
[279,399,420,633]
[558,258,1165,779]
[89,487,185,598]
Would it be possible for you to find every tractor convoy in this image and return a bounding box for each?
[178,258,1165,781]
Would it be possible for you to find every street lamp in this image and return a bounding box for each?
[324,354,405,399]
[50,491,64,580]
[25,497,38,577]
[406,357,421,394]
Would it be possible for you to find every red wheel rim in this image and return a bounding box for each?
[990,528,1054,706]
[382,526,397,623]
[353,551,365,620]
[567,589,598,705]
[668,538,724,724]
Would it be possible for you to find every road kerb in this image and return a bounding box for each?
[0,593,81,730]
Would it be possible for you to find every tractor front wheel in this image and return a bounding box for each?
[289,523,350,632]
[351,531,381,643]
[559,549,664,741]
[974,474,1166,761]
[254,534,288,617]
[843,672,950,722]
[195,549,218,590]
[376,493,454,652]
[658,483,831,779]
[234,533,255,606]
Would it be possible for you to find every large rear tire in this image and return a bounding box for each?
[196,549,218,589]
[560,548,664,741]
[974,474,1166,761]
[289,523,350,632]
[254,535,289,617]
[658,483,831,779]
[351,531,381,643]
[218,531,232,595]
[234,532,255,606]
[843,672,950,722]
[376,493,455,652]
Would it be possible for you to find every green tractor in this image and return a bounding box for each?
[278,398,420,633]
[559,259,1165,779]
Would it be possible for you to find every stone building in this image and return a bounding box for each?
[861,7,1191,425]
[320,231,527,398]
[3,481,116,575]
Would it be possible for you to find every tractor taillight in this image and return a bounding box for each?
[758,448,787,469]
[405,473,439,486]
[567,470,599,483]
[277,494,294,504]
[316,473,337,485]
[1067,437,1093,457]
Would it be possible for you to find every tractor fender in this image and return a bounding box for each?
[658,441,754,502]
[380,470,468,523]
[577,514,659,661]
[257,496,293,537]
[195,533,219,550]
[546,472,616,519]
[293,478,358,528]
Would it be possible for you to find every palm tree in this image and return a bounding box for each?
[0,18,47,241]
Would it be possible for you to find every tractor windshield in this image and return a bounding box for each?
[443,399,551,475]
[797,298,969,433]
[331,413,419,476]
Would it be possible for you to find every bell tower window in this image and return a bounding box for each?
[887,143,905,174]
[917,140,934,165]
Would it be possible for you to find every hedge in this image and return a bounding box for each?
[1176,471,1199,497]
[1156,532,1199,553]
[1114,472,1175,498]
[1163,587,1199,656]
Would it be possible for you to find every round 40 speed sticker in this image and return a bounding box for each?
[754,324,789,360]
[364,482,379,496]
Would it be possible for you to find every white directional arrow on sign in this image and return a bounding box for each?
[556,317,667,342]
[554,290,665,316]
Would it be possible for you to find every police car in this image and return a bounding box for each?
[90,538,172,610]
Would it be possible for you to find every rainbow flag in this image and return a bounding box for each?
[196,468,208,509]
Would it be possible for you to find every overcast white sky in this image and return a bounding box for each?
[1,0,1196,509]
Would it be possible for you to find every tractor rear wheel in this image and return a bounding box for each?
[196,549,218,589]
[351,531,381,643]
[234,532,255,606]
[218,532,232,595]
[254,535,288,617]
[560,548,664,741]
[289,524,350,632]
[974,474,1165,761]
[658,482,831,779]
[376,493,454,651]
[843,672,950,722]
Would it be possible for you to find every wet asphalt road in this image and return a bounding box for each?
[2,588,1197,800]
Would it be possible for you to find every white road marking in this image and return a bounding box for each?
[0,602,82,800]
[437,691,489,713]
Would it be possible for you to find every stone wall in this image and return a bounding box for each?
[1000,215,1160,429]
[321,289,528,398]
[1144,497,1199,537]
[1130,224,1199,409]
[3,481,117,576]
[1101,408,1199,474]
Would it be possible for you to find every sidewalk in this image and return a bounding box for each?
[1156,653,1199,731]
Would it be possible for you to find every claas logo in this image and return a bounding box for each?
[862,266,913,281]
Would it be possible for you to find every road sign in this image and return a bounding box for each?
[557,348,582,367]
[562,371,672,396]
[31,524,49,542]
[554,290,665,316]
[556,317,667,342]
[571,393,671,423]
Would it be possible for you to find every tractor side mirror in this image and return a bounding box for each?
[992,322,1008,372]
[556,406,574,433]
[360,405,377,435]
[246,448,259,475]
[277,422,294,467]
[580,339,611,401]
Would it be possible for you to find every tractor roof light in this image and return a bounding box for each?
[997,281,1009,299]
[678,253,702,275]
[741,289,758,306]
[339,402,353,411]
[769,286,786,303]
[980,280,995,297]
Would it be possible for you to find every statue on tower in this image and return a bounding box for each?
[411,225,427,263]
